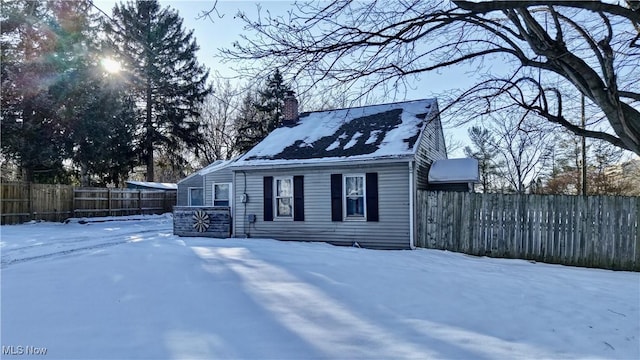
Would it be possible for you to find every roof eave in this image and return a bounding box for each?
[229,155,415,171]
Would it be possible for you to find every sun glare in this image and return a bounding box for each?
[101,57,122,74]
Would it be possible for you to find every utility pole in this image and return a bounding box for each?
[581,95,587,196]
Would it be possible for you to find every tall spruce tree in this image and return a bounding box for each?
[255,69,290,133]
[1,0,71,182]
[2,0,139,184]
[47,1,138,186]
[68,74,138,187]
[234,70,291,154]
[104,0,210,181]
[234,90,263,154]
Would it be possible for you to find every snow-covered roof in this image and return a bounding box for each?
[233,99,439,167]
[177,159,236,184]
[428,158,480,184]
[125,181,177,190]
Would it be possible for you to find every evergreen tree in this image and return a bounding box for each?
[255,69,290,133]
[234,90,263,154]
[234,70,292,154]
[541,135,636,195]
[1,0,71,183]
[46,1,138,186]
[69,75,138,187]
[1,0,138,185]
[104,0,210,181]
[463,126,502,193]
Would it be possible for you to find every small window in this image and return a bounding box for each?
[274,177,293,218]
[344,175,365,219]
[213,183,231,207]
[189,187,204,206]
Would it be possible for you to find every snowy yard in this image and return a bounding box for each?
[1,215,638,360]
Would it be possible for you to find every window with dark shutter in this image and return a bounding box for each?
[293,176,304,221]
[274,177,293,218]
[366,172,379,222]
[330,174,343,221]
[344,175,366,219]
[263,176,273,221]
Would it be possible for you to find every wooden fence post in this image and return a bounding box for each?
[138,190,142,215]
[28,182,34,221]
[108,188,112,217]
[71,188,75,218]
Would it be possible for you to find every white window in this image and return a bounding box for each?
[274,177,293,218]
[344,174,366,219]
[188,187,204,206]
[213,183,232,207]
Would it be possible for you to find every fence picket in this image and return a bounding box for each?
[1,183,176,224]
[415,191,640,271]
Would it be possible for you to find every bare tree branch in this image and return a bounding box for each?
[220,0,640,155]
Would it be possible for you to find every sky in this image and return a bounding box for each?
[92,0,473,157]
[2,215,639,359]
[86,1,640,163]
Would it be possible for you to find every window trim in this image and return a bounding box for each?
[188,187,204,206]
[343,174,367,221]
[274,176,294,220]
[212,182,232,208]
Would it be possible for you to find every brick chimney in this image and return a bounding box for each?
[283,90,298,126]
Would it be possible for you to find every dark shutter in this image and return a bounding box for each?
[330,174,343,221]
[263,176,273,221]
[293,176,304,221]
[366,172,379,222]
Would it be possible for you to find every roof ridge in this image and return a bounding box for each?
[301,97,436,116]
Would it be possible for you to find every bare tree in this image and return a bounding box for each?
[220,0,640,155]
[488,113,555,193]
[195,80,240,165]
[540,133,639,195]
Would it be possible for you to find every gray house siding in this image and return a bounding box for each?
[233,162,411,249]
[177,175,203,206]
[203,167,234,206]
[415,112,447,191]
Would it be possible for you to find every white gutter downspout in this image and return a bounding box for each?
[409,160,415,249]
[202,173,206,205]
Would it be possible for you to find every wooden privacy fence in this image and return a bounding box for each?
[73,188,176,218]
[416,191,640,271]
[1,183,176,225]
[1,183,74,224]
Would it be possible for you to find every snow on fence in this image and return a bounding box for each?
[416,191,640,271]
[0,183,176,224]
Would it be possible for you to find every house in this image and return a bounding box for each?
[227,93,449,249]
[174,160,235,238]
[176,159,235,208]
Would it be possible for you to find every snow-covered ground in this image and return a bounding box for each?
[1,215,638,359]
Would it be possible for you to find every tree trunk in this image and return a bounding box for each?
[144,7,154,183]
[145,80,154,182]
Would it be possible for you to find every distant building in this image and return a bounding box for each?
[125,181,177,191]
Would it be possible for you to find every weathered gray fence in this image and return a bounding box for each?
[1,183,74,224]
[416,191,640,271]
[1,183,176,224]
[74,188,176,218]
